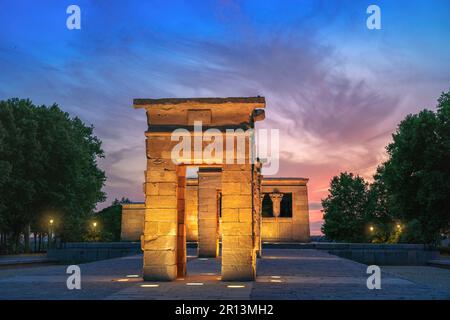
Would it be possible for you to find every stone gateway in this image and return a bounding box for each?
[130,97,310,281]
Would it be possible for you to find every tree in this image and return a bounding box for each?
[366,166,397,243]
[0,98,106,252]
[321,172,370,242]
[93,198,131,242]
[381,90,450,244]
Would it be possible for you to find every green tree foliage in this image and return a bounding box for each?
[322,90,450,244]
[0,98,106,252]
[365,166,397,243]
[381,90,450,244]
[92,198,131,242]
[321,172,370,242]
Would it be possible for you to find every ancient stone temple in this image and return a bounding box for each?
[128,97,310,282]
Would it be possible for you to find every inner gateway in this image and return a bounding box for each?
[129,97,310,281]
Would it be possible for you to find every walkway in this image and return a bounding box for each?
[0,249,449,300]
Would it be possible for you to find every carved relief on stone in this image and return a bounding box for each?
[269,193,284,217]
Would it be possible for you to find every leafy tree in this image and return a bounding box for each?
[93,198,131,242]
[366,166,397,243]
[381,90,450,244]
[321,172,370,242]
[0,98,106,252]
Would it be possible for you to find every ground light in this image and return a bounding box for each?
[227,285,246,288]
[141,284,159,288]
[186,282,204,286]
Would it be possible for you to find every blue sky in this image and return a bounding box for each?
[1,0,449,234]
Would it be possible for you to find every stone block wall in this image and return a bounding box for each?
[261,178,310,242]
[121,203,145,241]
[185,179,198,241]
[197,168,221,257]
[121,177,311,244]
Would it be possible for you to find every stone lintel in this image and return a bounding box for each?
[134,96,265,128]
[262,177,309,186]
[133,96,265,107]
[198,167,223,174]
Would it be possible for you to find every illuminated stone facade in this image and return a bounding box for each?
[121,177,310,243]
[129,97,310,281]
[133,97,266,281]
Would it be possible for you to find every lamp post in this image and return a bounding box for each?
[49,219,54,249]
[92,222,97,241]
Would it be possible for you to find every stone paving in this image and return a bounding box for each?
[0,249,449,300]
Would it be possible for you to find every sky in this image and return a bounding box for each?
[1,0,450,235]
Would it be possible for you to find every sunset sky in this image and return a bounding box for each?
[1,0,450,234]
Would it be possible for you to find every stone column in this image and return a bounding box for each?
[197,167,222,258]
[292,185,311,242]
[142,134,180,281]
[269,193,284,218]
[253,162,263,258]
[176,166,187,277]
[221,163,256,281]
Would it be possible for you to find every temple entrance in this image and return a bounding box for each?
[134,97,266,281]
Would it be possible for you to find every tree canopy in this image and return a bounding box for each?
[381,90,450,243]
[0,98,106,252]
[322,90,450,244]
[90,198,131,242]
[321,172,369,242]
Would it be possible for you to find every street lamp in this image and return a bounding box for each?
[369,226,374,232]
[92,222,98,241]
[49,219,54,249]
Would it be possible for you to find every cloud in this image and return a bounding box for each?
[2,0,447,231]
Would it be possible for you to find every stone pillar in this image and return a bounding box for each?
[221,163,256,281]
[292,185,311,242]
[176,166,187,277]
[269,193,284,218]
[253,162,263,258]
[197,167,222,258]
[142,134,180,281]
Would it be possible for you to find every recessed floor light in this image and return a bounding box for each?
[141,284,159,288]
[126,275,139,278]
[227,285,245,288]
[116,278,129,282]
[270,276,281,279]
[270,279,282,283]
[186,282,204,286]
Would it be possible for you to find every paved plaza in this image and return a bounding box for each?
[0,249,449,300]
